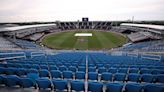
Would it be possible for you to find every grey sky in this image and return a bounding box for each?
[0,0,164,22]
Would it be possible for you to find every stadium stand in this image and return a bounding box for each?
[3,24,57,38]
[110,26,128,33]
[57,21,111,30]
[24,32,45,41]
[127,31,161,42]
[121,40,164,52]
[8,39,41,49]
[0,36,20,50]
[0,51,163,92]
[127,32,154,42]
[0,21,164,92]
[0,24,58,50]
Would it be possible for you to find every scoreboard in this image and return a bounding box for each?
[82,18,89,21]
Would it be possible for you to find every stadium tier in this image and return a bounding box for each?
[0,51,164,92]
[0,21,164,92]
[0,22,164,51]
[121,40,164,52]
[57,21,111,30]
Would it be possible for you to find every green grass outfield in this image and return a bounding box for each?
[41,30,128,50]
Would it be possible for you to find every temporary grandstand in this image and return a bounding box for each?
[0,24,57,50]
[57,21,111,30]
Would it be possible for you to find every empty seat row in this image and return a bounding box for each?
[0,69,86,80]
[100,73,164,83]
[1,65,164,76]
[1,75,163,92]
[5,62,164,70]
[1,67,163,83]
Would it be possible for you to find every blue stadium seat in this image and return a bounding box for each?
[75,71,85,80]
[0,75,5,85]
[88,67,96,72]
[114,73,126,82]
[118,68,128,73]
[0,64,6,67]
[88,64,95,67]
[79,64,86,67]
[151,69,163,74]
[98,67,107,74]
[64,63,71,67]
[49,66,58,70]
[71,80,85,91]
[68,66,77,72]
[156,74,164,83]
[101,72,112,81]
[78,66,86,72]
[140,69,152,74]
[106,83,123,92]
[28,69,38,73]
[14,64,22,68]
[4,75,20,87]
[129,68,139,73]
[128,73,140,82]
[108,68,117,74]
[36,78,52,90]
[62,71,73,79]
[59,66,67,72]
[40,65,48,70]
[22,64,31,69]
[31,64,40,70]
[39,69,50,78]
[88,72,98,81]
[125,83,143,92]
[16,68,27,76]
[97,64,104,68]
[5,67,17,75]
[50,70,62,79]
[141,74,155,83]
[144,84,164,92]
[52,79,68,91]
[6,63,15,68]
[20,78,37,88]
[88,82,103,92]
[0,67,5,74]
[27,73,39,81]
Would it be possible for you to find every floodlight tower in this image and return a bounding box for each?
[132,16,134,23]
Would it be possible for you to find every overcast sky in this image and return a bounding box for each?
[0,0,164,22]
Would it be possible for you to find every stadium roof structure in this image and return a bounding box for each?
[121,23,164,30]
[0,24,56,32]
[121,23,164,34]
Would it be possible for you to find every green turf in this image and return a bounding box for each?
[41,30,127,50]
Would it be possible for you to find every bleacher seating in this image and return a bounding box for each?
[9,39,41,49]
[0,51,164,92]
[127,32,152,42]
[0,36,20,49]
[6,25,57,38]
[58,21,111,30]
[25,32,45,41]
[121,40,164,52]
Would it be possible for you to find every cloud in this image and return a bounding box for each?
[0,0,164,22]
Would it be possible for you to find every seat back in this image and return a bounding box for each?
[88,82,103,92]
[52,79,68,91]
[125,83,143,92]
[75,71,85,80]
[106,83,123,92]
[71,80,85,91]
[36,78,52,89]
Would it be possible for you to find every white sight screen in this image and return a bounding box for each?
[74,33,92,36]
